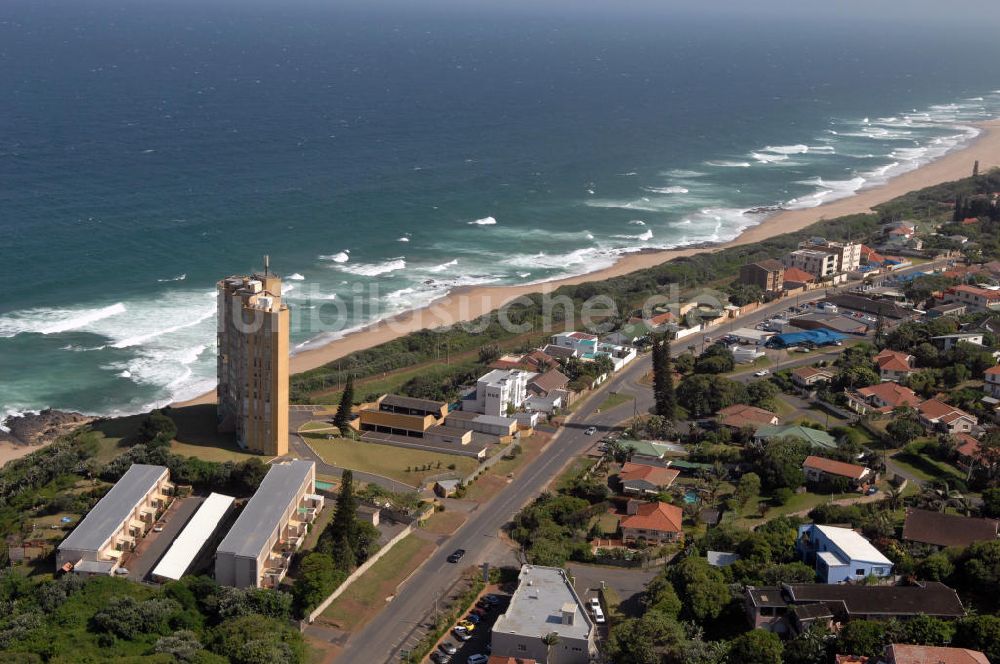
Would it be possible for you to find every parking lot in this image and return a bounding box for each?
[426,592,510,664]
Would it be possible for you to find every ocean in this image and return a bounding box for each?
[2,0,1000,419]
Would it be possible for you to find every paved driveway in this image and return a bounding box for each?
[126,494,205,582]
[567,562,659,619]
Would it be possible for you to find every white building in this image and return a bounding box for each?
[492,565,597,664]
[730,345,766,364]
[463,369,530,416]
[152,493,235,582]
[799,238,862,272]
[785,249,839,279]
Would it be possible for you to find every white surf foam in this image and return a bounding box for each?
[287,273,306,281]
[468,216,497,226]
[704,160,752,168]
[643,186,689,194]
[336,257,407,276]
[0,302,128,338]
[427,259,459,273]
[157,273,187,282]
[319,251,350,263]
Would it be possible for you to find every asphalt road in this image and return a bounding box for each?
[331,258,947,663]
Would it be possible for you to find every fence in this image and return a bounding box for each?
[306,522,416,624]
[461,439,520,485]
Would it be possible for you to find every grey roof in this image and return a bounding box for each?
[217,460,314,559]
[58,464,167,554]
[380,394,446,412]
[493,565,593,642]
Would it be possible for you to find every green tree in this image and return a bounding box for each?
[668,556,729,623]
[885,408,923,446]
[836,620,887,661]
[898,614,955,646]
[333,375,355,432]
[752,437,809,492]
[291,553,343,615]
[727,629,783,664]
[954,615,1000,663]
[782,625,831,664]
[734,472,761,510]
[642,574,682,620]
[138,409,177,446]
[605,611,685,664]
[982,487,1000,518]
[652,336,677,420]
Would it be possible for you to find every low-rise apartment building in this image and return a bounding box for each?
[462,369,529,416]
[152,492,235,582]
[358,394,474,447]
[57,464,173,574]
[944,285,1000,313]
[799,238,862,272]
[492,565,597,664]
[785,248,839,279]
[986,366,1000,398]
[215,460,323,588]
[740,259,786,292]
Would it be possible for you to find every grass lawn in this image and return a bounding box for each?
[422,510,468,536]
[301,420,337,432]
[771,397,798,419]
[598,392,635,412]
[891,451,965,483]
[553,457,596,492]
[304,433,479,486]
[462,432,549,502]
[589,510,620,535]
[319,534,436,632]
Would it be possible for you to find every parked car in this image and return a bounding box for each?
[114,568,129,576]
[483,594,502,605]
[440,642,459,656]
[589,597,601,611]
[467,655,489,664]
[431,652,452,664]
[465,614,481,625]
[592,606,606,624]
[153,525,164,533]
[447,549,466,563]
[585,426,597,435]
[471,607,488,617]
[866,485,879,496]
[457,621,476,633]
[753,369,770,377]
[453,629,472,642]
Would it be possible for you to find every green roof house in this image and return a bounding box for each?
[753,424,837,450]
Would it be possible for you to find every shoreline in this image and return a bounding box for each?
[176,118,1000,408]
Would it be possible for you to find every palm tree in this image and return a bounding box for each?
[542,632,560,662]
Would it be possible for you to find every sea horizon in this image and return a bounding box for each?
[2,1,1000,421]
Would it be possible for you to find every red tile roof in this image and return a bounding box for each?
[619,463,680,488]
[620,501,683,534]
[884,644,989,664]
[802,455,870,480]
[860,245,886,264]
[875,349,915,373]
[918,398,976,424]
[857,382,923,410]
[950,285,1000,301]
[783,267,816,283]
[985,365,1000,376]
[954,433,981,460]
[489,658,538,664]
[717,404,779,428]
[793,366,835,381]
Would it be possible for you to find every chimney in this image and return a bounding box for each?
[560,602,575,625]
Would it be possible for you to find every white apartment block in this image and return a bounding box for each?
[785,249,839,279]
[463,369,530,417]
[799,238,862,272]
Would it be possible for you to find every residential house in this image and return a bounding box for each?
[549,332,636,371]
[926,302,967,319]
[616,463,680,496]
[731,344,767,364]
[527,369,570,398]
[786,249,840,279]
[619,501,684,546]
[902,508,999,549]
[954,433,986,472]
[881,644,989,664]
[792,366,836,388]
[796,524,893,584]
[918,399,978,435]
[985,366,1000,398]
[931,333,985,351]
[754,424,838,450]
[783,267,817,288]
[846,382,923,416]
[789,312,870,336]
[717,404,779,430]
[802,456,873,489]
[944,285,1000,313]
[740,259,786,292]
[745,582,966,635]
[875,349,917,382]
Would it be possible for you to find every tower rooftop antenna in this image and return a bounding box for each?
[264,254,270,276]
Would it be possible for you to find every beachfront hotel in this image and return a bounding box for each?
[216,258,290,456]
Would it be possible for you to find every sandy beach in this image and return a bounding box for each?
[0,442,41,468]
[177,118,1000,407]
